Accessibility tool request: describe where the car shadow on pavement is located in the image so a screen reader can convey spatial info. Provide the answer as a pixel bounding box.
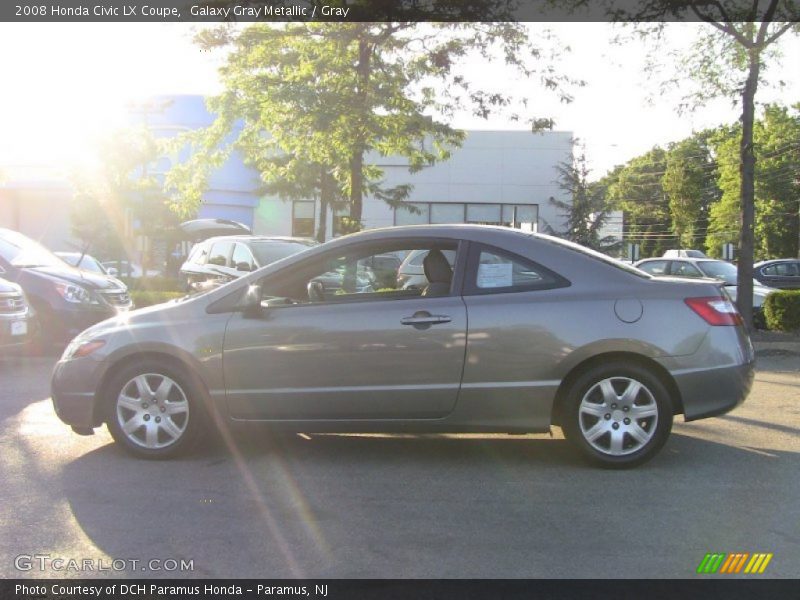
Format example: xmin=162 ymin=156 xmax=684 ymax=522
xmin=51 ymin=430 xmax=799 ymax=578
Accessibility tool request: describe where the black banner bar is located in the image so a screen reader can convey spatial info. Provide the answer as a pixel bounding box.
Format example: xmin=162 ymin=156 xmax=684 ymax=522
xmin=3 ymin=579 xmax=800 ymax=600
xmin=3 ymin=0 xmax=800 ymax=23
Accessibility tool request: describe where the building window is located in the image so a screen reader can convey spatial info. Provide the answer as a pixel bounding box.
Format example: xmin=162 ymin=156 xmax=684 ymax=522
xmin=466 ymin=204 xmax=502 ymax=225
xmin=395 ymin=202 xmax=538 ymax=231
xmin=394 ymin=202 xmax=430 ymax=226
xmin=430 ymin=203 xmax=465 ymax=224
xmin=497 ymin=204 xmax=539 ymax=230
xmin=292 ymin=201 xmax=315 ymax=238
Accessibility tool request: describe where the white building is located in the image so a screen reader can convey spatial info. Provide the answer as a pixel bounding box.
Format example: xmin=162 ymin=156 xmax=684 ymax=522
xmin=252 ymin=130 xmax=574 ymax=239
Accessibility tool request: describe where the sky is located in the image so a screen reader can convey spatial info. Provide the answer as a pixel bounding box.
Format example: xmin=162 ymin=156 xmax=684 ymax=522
xmin=0 ymin=22 xmax=797 ymax=179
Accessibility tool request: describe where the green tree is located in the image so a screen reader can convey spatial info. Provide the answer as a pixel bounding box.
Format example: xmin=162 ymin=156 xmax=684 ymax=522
xmin=550 ymin=149 xmax=617 ymax=251
xmin=605 ymin=1 xmax=800 ymax=327
xmin=603 ymin=147 xmax=672 ymax=258
xmin=707 ymin=105 xmax=800 ymax=259
xmin=71 ymin=127 xmax=180 ymax=269
xmin=662 ymin=132 xmax=720 ymax=249
xmin=166 ymin=21 xmax=576 ymax=231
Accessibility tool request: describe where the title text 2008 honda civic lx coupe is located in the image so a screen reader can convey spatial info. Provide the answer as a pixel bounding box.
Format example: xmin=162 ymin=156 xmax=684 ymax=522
xmin=52 ymin=225 xmax=754 ymax=468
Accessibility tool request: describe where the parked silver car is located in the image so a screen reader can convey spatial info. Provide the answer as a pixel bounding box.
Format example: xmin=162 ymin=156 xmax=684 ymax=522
xmin=635 ymin=257 xmax=775 ymax=326
xmin=52 ymin=225 xmax=754 ymax=467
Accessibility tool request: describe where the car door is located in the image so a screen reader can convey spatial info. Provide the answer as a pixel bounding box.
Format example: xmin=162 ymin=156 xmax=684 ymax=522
xmin=759 ymin=262 xmax=800 ymax=289
xmin=458 ymin=243 xmax=571 ymax=429
xmin=222 ymin=240 xmax=468 ymax=420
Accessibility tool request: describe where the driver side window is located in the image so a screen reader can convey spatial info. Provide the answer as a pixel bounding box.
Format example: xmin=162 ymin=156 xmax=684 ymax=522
xmin=261 ymin=241 xmax=459 ymax=305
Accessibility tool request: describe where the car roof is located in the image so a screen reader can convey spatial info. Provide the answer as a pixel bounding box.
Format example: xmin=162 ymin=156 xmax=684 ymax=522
xmin=637 ymin=257 xmax=725 ymax=264
xmin=200 ymin=235 xmax=316 ymax=244
xmin=56 ymin=251 xmax=93 ymax=257
xmin=754 ymin=258 xmax=799 ymax=266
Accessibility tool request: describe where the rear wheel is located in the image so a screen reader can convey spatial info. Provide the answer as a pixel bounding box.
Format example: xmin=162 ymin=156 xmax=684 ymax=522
xmin=105 ymin=361 xmax=203 ymax=459
xmin=561 ymin=362 xmax=673 ymax=468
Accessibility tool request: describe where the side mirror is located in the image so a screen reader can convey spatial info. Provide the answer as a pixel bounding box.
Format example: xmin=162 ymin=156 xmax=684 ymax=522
xmin=235 ymin=261 xmax=252 ymax=272
xmin=107 ymin=267 xmax=119 ymax=277
xmin=240 ymin=284 xmax=263 ymax=318
xmin=307 ymin=280 xmax=325 ymax=302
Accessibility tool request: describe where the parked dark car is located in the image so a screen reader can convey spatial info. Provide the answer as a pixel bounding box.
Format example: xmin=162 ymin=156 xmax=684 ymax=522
xmin=52 ymin=225 xmax=754 ymax=468
xmin=55 ymin=252 xmax=110 ymax=275
xmin=0 ymin=228 xmax=132 ymax=345
xmin=0 ymin=277 xmax=36 ymax=350
xmin=180 ymin=235 xmax=317 ymax=291
xmin=753 ymin=259 xmax=800 ymax=290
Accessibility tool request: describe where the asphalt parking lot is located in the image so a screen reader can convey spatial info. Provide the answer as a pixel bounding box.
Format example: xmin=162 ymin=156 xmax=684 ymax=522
xmin=1 ymin=353 xmax=798 ymax=579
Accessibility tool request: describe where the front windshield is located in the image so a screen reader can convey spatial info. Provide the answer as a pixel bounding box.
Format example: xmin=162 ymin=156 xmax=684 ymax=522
xmin=250 ymin=241 xmax=311 ymax=266
xmin=697 ymin=261 xmax=737 ymax=285
xmin=0 ymin=230 xmax=66 ymax=268
xmin=77 ymin=256 xmax=105 ymax=273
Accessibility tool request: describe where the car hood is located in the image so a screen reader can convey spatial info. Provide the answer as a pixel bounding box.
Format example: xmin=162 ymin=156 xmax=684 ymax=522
xmin=25 ymin=266 xmax=126 ymax=290
xmin=0 ymin=277 xmax=21 ymax=293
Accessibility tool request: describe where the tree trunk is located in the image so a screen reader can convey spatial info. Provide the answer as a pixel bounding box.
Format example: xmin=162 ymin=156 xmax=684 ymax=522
xmin=349 ymin=33 xmax=371 ymax=228
xmin=350 ymin=151 xmax=363 ymax=225
xmin=736 ymin=50 xmax=759 ymax=331
xmin=316 ymin=170 xmax=331 ymax=243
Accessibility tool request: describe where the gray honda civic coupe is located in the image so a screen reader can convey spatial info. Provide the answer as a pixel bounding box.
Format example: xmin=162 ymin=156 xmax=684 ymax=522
xmin=51 ymin=225 xmax=754 ymax=467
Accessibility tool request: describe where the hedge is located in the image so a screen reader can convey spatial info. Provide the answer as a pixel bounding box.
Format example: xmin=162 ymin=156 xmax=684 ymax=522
xmin=130 ymin=291 xmax=185 ymax=309
xmin=763 ymin=289 xmax=800 ymax=332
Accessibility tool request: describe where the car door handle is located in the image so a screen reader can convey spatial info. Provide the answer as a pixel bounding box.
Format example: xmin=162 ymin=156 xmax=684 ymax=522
xmin=401 ymin=313 xmax=452 ymax=326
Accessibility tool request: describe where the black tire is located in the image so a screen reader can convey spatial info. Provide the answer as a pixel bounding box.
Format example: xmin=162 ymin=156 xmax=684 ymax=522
xmin=105 ymin=360 xmax=205 ymax=459
xmin=560 ymin=361 xmax=674 ymax=468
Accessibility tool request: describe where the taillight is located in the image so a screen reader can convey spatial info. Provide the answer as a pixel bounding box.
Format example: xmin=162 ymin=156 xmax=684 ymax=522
xmin=684 ymin=296 xmax=743 ymax=326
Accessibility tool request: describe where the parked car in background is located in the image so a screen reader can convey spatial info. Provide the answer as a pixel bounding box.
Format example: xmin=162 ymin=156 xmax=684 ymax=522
xmin=180 ymin=235 xmax=317 ymax=291
xmin=635 ymin=257 xmax=775 ymax=326
xmin=396 ymin=248 xmax=457 ymax=290
xmin=663 ymin=249 xmax=707 ymax=258
xmin=753 ymin=259 xmax=800 ymax=290
xmin=100 ymin=260 xmax=160 ymax=279
xmin=0 ymin=277 xmax=36 ymax=351
xmin=52 ymin=225 xmax=754 ymax=468
xmin=0 ymin=228 xmax=132 ymax=345
xmin=55 ymin=252 xmax=110 ymax=275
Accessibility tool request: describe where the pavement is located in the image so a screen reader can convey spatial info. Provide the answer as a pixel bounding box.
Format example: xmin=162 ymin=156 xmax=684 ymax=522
xmin=0 ymin=352 xmax=798 ymax=579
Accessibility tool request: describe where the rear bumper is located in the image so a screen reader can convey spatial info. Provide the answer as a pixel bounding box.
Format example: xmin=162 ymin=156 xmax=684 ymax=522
xmin=659 ymin=325 xmax=754 ymax=421
xmin=673 ymin=361 xmax=755 ymax=421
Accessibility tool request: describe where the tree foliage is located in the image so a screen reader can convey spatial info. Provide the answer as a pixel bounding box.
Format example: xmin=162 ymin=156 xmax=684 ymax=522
xmin=165 ymin=22 xmax=577 ymax=231
xmin=602 ymin=147 xmax=671 ymax=257
xmin=550 ymin=149 xmax=618 ymax=251
xmin=597 ymin=0 xmax=799 ymax=328
xmin=707 ymin=104 xmax=800 ymax=259
xmin=662 ymin=133 xmax=719 ymax=249
xmin=71 ymin=128 xmax=179 ymax=263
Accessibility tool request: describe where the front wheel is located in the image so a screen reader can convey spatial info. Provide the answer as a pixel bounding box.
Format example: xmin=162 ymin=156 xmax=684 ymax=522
xmin=560 ymin=362 xmax=673 ymax=468
xmin=105 ymin=362 xmax=204 ymax=459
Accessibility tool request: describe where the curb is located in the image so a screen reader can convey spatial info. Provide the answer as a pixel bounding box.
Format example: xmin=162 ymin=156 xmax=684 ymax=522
xmin=753 ymin=340 xmax=800 ymax=357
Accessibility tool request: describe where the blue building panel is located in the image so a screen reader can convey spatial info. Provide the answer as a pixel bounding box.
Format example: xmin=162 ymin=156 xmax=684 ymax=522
xmin=135 ymin=94 xmax=262 ymax=227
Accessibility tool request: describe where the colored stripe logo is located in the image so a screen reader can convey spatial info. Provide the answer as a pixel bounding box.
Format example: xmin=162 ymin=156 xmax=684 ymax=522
xmin=697 ymin=553 xmax=773 ymax=574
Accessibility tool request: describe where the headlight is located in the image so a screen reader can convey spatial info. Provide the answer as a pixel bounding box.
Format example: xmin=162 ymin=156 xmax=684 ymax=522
xmin=54 ymin=282 xmax=98 ymax=305
xmin=62 ymin=338 xmax=106 ymax=360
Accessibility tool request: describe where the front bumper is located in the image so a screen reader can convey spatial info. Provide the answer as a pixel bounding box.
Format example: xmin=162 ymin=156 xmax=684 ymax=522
xmin=0 ymin=313 xmax=37 ymax=350
xmin=51 ymin=356 xmax=108 ymax=429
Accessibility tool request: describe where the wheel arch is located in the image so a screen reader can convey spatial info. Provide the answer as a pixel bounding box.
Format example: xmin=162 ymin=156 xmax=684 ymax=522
xmin=551 ymin=351 xmax=684 ymax=426
xmin=93 ymin=350 xmax=214 ymax=425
